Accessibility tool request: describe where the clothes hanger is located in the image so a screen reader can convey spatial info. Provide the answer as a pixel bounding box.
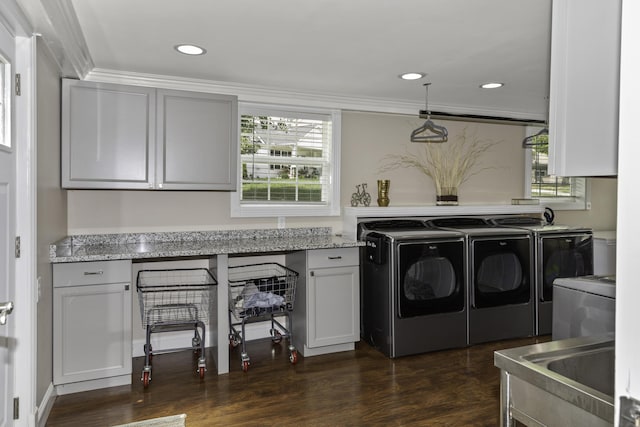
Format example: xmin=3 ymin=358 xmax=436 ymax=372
xmin=522 ymin=126 xmax=548 ymax=148
xmin=411 ymin=83 xmax=448 ymax=143
xmin=522 ymin=96 xmax=549 ymax=148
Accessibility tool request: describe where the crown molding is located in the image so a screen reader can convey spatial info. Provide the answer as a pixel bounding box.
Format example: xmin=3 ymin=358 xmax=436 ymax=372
xmin=16 ymin=0 xmax=93 ymax=77
xmin=86 ymin=68 xmax=545 ymax=121
xmin=0 ymin=0 xmax=34 ymax=37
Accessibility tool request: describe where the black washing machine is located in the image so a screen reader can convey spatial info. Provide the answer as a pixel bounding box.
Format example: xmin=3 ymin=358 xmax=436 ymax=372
xmin=426 ymin=216 xmax=534 ymax=345
xmin=359 ymin=219 xmax=467 ymax=358
xmin=489 ymin=215 xmax=593 ymax=335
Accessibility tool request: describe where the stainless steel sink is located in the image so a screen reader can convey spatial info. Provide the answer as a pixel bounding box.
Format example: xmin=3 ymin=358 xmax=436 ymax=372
xmin=494 ymin=334 xmax=614 ymax=426
xmin=527 ymin=343 xmax=614 ymax=397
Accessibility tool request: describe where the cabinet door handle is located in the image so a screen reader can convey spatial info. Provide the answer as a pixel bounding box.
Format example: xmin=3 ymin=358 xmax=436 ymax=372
xmin=328 ymin=256 xmax=343 ymax=260
xmin=310 ymin=271 xmax=314 ymax=277
xmin=83 ymin=270 xmax=104 ymax=276
xmin=125 ymin=284 xmax=130 ymax=291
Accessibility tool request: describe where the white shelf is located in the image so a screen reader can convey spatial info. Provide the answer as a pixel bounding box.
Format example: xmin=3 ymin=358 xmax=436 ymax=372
xmin=341 ymin=204 xmax=545 ymax=239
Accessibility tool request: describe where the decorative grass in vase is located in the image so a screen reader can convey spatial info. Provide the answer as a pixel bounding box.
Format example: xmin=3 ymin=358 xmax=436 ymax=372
xmin=379 ymin=129 xmax=500 ymax=205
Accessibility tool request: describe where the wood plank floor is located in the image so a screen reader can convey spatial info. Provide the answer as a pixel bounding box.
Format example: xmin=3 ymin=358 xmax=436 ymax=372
xmin=46 ymin=336 xmax=549 ymax=426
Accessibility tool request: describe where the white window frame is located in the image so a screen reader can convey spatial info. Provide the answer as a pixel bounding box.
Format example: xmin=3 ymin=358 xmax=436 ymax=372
xmin=231 ymin=103 xmax=341 ymax=217
xmin=523 ymin=126 xmax=590 ymax=211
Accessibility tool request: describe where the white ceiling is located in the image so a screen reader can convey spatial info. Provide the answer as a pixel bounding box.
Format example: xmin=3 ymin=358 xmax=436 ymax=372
xmin=21 ymin=0 xmax=552 ymax=120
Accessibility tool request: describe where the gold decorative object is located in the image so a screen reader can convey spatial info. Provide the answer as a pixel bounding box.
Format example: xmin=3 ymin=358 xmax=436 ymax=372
xmin=377 ymin=179 xmax=390 ymax=207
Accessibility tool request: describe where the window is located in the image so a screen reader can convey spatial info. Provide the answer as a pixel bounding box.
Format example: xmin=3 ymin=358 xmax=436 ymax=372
xmin=0 ymin=56 xmax=10 ymax=149
xmin=524 ymin=126 xmax=589 ymax=210
xmin=231 ymin=104 xmax=341 ymax=217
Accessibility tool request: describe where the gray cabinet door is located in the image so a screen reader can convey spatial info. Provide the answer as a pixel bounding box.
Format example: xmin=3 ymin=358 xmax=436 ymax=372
xmin=53 ymin=260 xmax=132 ymax=389
xmin=307 ymin=265 xmax=359 ymax=348
xmin=53 ymin=281 xmax=132 ymax=385
xmin=157 ymin=89 xmax=238 ymax=190
xmin=61 ymin=79 xmax=156 ymax=189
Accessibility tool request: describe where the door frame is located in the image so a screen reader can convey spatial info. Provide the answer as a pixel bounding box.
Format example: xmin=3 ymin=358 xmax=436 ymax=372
xmin=0 ymin=3 xmax=37 ymax=425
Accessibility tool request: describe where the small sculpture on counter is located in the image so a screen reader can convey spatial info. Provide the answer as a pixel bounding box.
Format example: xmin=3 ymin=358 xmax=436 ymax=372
xmin=350 ymin=183 xmax=371 ymax=207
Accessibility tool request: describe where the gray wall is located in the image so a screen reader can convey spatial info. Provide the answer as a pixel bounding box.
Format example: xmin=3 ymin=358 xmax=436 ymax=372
xmin=36 ymin=39 xmax=66 ymax=404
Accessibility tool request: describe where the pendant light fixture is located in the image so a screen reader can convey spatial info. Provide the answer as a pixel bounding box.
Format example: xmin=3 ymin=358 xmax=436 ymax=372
xmin=411 ymin=83 xmax=448 ymax=143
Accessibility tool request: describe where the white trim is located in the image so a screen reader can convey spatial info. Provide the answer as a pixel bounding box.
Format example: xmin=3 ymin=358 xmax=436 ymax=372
xmin=14 ymin=0 xmax=93 ymax=78
xmin=85 ymin=68 xmax=546 ymax=120
xmin=14 ymin=33 xmax=37 ymax=427
xmin=231 ymin=105 xmax=341 ymax=218
xmin=36 ymin=383 xmax=55 ymax=427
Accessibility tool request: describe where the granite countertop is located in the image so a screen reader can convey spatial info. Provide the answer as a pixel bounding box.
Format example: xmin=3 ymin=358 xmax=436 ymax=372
xmin=50 ymin=227 xmax=364 ymax=263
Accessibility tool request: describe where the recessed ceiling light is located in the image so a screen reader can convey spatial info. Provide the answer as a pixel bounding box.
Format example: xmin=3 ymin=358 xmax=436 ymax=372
xmin=400 ymin=72 xmax=426 ymax=80
xmin=174 ymin=44 xmax=206 ymax=56
xmin=480 ymin=82 xmax=504 ymax=89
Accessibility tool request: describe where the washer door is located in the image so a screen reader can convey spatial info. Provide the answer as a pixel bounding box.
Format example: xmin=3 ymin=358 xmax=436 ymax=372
xmin=472 ymin=237 xmax=531 ymax=308
xmin=541 ymin=234 xmax=593 ymax=302
xmin=397 ymin=239 xmax=465 ymax=318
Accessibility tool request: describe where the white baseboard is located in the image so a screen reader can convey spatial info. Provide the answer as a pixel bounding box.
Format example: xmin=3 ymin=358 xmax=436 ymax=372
xmin=37 ymin=383 xmax=56 ymax=427
xmin=55 ymin=375 xmax=131 ymax=396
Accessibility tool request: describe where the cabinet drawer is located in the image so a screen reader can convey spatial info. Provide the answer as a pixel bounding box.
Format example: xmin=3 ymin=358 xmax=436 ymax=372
xmin=307 ymin=248 xmax=359 ymax=269
xmin=53 ymin=260 xmax=132 ymax=287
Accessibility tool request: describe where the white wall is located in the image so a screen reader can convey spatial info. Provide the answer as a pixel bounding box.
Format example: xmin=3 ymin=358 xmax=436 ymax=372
xmin=36 ymin=40 xmax=66 ymax=404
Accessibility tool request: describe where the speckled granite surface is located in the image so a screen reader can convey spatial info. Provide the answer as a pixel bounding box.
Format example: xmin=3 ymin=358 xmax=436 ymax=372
xmin=50 ymin=227 xmax=363 ymax=263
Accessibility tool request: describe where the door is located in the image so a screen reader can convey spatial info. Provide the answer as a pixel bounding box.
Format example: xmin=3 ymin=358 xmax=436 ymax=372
xmin=471 ymin=236 xmax=532 ymax=308
xmin=0 ymin=21 xmax=15 ymax=427
xmin=540 ymin=233 xmax=593 ymax=302
xmin=307 ymin=266 xmax=359 ymax=348
xmin=396 ymin=239 xmax=465 ymax=318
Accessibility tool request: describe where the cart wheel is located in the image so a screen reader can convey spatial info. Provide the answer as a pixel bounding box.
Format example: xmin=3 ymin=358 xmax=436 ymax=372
xmin=242 ymin=360 xmax=250 ymax=372
xmin=229 ymin=338 xmax=239 ymax=348
xmin=289 ymin=350 xmax=298 ymax=365
xmin=271 ymin=330 xmax=283 ymax=344
xmin=142 ymin=371 xmax=150 ymax=388
xmin=199 ymin=366 xmax=206 ymax=379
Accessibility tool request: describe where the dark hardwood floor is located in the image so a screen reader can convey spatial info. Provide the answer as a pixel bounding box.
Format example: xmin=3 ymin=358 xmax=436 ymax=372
xmin=46 ymin=336 xmax=549 ymax=426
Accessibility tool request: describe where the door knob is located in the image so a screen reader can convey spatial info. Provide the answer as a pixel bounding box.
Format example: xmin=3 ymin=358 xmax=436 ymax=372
xmin=0 ymin=301 xmax=14 ymax=325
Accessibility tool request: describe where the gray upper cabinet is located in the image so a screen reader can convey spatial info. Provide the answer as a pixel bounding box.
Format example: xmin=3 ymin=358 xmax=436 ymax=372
xmin=62 ymin=79 xmax=238 ymax=190
xmin=62 ymin=79 xmax=156 ymax=189
xmin=548 ymin=0 xmax=621 ymax=177
xmin=157 ymin=89 xmax=237 ymax=190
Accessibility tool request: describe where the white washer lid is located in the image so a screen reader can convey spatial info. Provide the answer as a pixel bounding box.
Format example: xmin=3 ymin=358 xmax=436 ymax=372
xmin=554 ymin=275 xmax=616 ymax=298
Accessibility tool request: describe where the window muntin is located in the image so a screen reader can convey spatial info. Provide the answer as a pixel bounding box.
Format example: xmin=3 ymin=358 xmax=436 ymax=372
xmin=525 ymin=126 xmax=588 ymax=210
xmin=231 ymin=105 xmax=341 ymax=217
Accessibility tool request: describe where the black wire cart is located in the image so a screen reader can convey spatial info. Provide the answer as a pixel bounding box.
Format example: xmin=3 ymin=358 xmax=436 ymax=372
xmin=228 ymin=263 xmax=299 ymax=372
xmin=136 ymin=268 xmax=217 ymax=388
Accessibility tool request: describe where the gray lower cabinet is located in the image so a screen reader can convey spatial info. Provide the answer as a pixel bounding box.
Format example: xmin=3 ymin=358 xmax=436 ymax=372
xmin=287 ymin=248 xmax=360 ymax=357
xmin=53 ymin=260 xmax=132 ymax=394
xmin=61 ymin=79 xmax=238 ymax=190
